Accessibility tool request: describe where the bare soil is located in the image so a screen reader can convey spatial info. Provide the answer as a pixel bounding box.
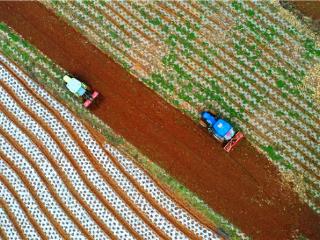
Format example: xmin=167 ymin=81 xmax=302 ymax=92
xmin=0 ymin=2 xmax=319 ymax=239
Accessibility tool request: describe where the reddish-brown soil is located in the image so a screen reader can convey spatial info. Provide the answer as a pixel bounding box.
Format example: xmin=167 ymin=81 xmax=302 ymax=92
xmin=0 ymin=2 xmax=319 ymax=239
xmin=291 ymin=1 xmax=320 ymax=21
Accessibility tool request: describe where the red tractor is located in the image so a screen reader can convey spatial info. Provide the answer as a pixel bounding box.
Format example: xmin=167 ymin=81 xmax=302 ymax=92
xmin=200 ymin=110 xmax=244 ymax=152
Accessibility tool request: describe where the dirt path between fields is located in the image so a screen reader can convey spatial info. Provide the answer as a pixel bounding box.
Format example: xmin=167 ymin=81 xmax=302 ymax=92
xmin=0 ymin=2 xmax=319 ymax=239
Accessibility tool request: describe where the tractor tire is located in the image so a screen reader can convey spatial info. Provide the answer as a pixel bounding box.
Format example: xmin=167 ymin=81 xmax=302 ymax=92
xmin=199 ymin=119 xmax=207 ymax=128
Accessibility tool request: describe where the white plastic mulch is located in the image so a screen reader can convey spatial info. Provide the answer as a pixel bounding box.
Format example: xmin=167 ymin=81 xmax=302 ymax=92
xmin=0 ymin=54 xmax=220 ymax=240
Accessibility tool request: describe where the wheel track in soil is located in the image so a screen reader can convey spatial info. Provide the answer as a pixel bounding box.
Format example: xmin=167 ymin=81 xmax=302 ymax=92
xmin=0 ymin=2 xmax=319 ymax=239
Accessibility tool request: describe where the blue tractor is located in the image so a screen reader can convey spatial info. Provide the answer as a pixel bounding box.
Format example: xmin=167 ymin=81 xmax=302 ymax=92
xmin=200 ymin=110 xmax=244 ymax=152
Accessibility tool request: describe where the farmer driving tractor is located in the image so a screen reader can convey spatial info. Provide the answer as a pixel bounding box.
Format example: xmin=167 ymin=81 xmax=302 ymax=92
xmin=63 ymin=75 xmax=99 ymax=108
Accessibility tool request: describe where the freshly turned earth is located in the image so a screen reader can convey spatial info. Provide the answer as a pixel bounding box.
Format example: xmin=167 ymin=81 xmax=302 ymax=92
xmin=0 ymin=2 xmax=319 ymax=239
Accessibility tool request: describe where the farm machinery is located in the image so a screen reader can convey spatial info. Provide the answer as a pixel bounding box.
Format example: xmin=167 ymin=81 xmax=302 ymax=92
xmin=199 ymin=110 xmax=244 ymax=152
xmin=63 ymin=75 xmax=99 ymax=108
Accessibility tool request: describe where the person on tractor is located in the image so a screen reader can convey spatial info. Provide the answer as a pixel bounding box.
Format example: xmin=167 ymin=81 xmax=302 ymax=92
xmin=63 ymin=75 xmax=94 ymax=100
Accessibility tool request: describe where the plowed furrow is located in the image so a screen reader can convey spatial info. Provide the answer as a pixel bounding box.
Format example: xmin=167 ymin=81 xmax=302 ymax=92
xmin=154 ymin=2 xmax=320 ymax=144
xmin=0 ymin=55 xmax=214 ymax=239
xmin=85 ymin=126 xmax=203 ymax=239
xmin=0 ymin=228 xmax=8 ymax=240
xmin=0 ymin=103 xmax=113 ymax=239
xmin=119 ymin=1 xmax=320 ymax=154
xmin=2 ymin=2 xmax=319 ymax=238
xmin=104 ymin=144 xmax=221 ymax=239
xmin=0 ymin=83 xmax=135 ymax=239
xmin=0 ymin=181 xmax=41 ymax=239
xmin=0 ymin=58 xmax=207 ymax=239
xmin=50 ymin=1 xmax=146 ymax=75
xmin=95 ymin=4 xmax=153 ymax=43
xmin=0 ymin=132 xmax=86 ymax=239
xmin=0 ymin=228 xmax=9 ymax=240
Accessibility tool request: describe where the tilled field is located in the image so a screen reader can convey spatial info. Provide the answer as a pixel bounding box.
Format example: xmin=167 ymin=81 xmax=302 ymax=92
xmin=42 ymin=0 xmax=320 ymax=212
xmin=0 ymin=54 xmax=220 ymax=239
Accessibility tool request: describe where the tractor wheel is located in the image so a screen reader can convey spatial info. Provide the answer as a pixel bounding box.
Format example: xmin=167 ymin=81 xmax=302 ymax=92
xmin=199 ymin=119 xmax=207 ymax=128
xmin=207 ymin=110 xmax=217 ymax=117
xmin=213 ymin=133 xmax=224 ymax=143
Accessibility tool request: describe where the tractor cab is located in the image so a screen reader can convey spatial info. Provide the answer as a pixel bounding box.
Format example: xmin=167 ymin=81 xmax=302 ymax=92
xmin=200 ymin=110 xmax=244 ymax=152
xmin=213 ymin=119 xmax=233 ymax=140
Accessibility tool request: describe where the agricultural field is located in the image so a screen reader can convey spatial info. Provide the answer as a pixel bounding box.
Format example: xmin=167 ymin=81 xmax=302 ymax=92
xmin=0 ymin=54 xmax=223 ymax=239
xmin=0 ymin=1 xmax=319 ymax=240
xmin=44 ymin=0 xmax=320 ymax=212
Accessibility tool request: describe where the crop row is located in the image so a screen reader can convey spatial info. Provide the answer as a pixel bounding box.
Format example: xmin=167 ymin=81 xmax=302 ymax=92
xmin=153 ymin=1 xmax=319 ymax=152
xmin=0 ymin=64 xmax=138 ymax=239
xmin=0 ymin=180 xmax=43 ymax=240
xmin=0 ymin=205 xmax=22 ymax=239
